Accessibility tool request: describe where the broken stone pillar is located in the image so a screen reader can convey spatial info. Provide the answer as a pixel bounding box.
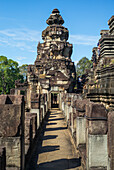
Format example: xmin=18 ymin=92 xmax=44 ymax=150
xmin=76 ymin=99 xmax=89 ymax=148
xmin=67 ymin=96 xmax=72 ymax=122
xmin=59 ymin=92 xmax=62 ymax=110
xmin=25 ymin=113 xmax=32 ymax=155
xmin=65 ymin=95 xmax=69 ymax=121
xmin=32 ymin=113 xmax=37 ymax=138
xmin=61 ymin=93 xmax=65 ymax=113
xmin=25 ymin=112 xmax=37 ymax=156
xmin=0 ymin=95 xmax=25 ymax=170
xmin=44 ymin=94 xmax=48 ymax=112
xmin=86 ymin=103 xmax=108 ymax=170
xmin=30 ymin=93 xmax=40 ymax=128
xmin=40 ymin=94 xmax=46 ymax=119
xmin=70 ymin=94 xmax=82 ymax=134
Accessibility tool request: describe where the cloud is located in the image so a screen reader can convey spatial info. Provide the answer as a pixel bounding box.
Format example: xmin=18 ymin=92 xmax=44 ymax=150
xmin=0 ymin=28 xmax=100 ymax=55
xmin=16 ymin=56 xmax=27 ymax=60
xmin=0 ymin=28 xmax=41 ymax=41
xmin=69 ymin=34 xmax=100 ymax=46
xmin=0 ymin=28 xmax=41 ymax=52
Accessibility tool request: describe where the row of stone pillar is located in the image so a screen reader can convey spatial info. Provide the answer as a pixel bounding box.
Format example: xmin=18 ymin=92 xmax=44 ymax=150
xmin=0 ymin=93 xmax=49 ymax=170
xmin=60 ymin=92 xmax=113 ymax=170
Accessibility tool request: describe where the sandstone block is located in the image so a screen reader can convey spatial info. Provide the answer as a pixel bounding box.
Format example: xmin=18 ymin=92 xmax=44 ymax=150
xmin=108 ymin=111 xmax=114 ymax=169
xmin=86 ymin=103 xmax=108 ymax=135
xmin=0 ymin=95 xmax=24 ymax=137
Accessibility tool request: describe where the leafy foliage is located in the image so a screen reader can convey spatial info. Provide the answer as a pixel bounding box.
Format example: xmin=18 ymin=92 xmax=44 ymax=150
xmin=19 ymin=64 xmax=28 ymax=80
xmin=76 ymin=57 xmax=92 ymax=77
xmin=0 ymin=56 xmax=23 ymax=94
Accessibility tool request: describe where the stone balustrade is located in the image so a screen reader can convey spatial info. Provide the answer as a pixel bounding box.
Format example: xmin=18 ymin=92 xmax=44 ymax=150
xmin=0 ymin=93 xmax=49 ymax=170
xmin=59 ymin=91 xmax=113 ymax=170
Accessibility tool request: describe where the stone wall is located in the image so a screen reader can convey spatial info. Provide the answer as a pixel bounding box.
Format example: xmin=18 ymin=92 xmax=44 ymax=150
xmin=0 ymin=95 xmax=25 ymax=170
xmin=24 ymin=92 xmax=49 ymax=169
xmin=108 ymin=111 xmax=114 ymax=169
xmin=0 ymin=92 xmax=49 ymax=170
xmin=60 ymin=91 xmax=113 ymax=170
xmin=83 ymin=15 xmax=114 ymax=111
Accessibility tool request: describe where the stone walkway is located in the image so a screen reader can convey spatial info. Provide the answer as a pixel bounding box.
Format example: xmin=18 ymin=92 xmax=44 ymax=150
xmin=28 ymin=109 xmax=81 ymax=170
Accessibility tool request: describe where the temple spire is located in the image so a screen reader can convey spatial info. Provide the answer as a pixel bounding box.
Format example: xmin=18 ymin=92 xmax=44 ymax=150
xmin=46 ymin=8 xmax=64 ymax=25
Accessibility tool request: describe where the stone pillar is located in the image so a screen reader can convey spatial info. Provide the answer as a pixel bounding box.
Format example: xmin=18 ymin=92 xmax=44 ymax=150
xmin=108 ymin=111 xmax=114 ymax=170
xmin=30 ymin=109 xmax=39 ymax=129
xmin=59 ymin=92 xmax=62 ymax=110
xmin=76 ymin=99 xmax=89 ymax=148
xmin=76 ymin=117 xmax=86 ymax=147
xmin=0 ymin=95 xmax=25 ymax=170
xmin=30 ymin=93 xmax=40 ymax=129
xmin=86 ymin=103 xmax=108 ymax=170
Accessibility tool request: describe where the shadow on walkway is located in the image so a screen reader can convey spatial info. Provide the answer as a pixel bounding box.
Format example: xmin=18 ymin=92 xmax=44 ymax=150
xmin=42 ymin=135 xmax=58 ymax=140
xmin=46 ymin=122 xmax=57 ymax=125
xmin=38 ymin=145 xmax=60 ymax=154
xmin=46 ymin=127 xmax=67 ymax=131
xmin=37 ymin=158 xmax=81 ymax=170
xmin=28 ymin=110 xmax=81 ymax=170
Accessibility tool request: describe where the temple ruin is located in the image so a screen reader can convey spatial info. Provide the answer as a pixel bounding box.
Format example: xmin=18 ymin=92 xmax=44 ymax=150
xmin=0 ymin=9 xmax=114 ymax=170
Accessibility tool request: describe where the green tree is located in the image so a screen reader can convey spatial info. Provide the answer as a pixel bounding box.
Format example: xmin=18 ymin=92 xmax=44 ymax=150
xmin=76 ymin=57 xmax=92 ymax=77
xmin=19 ymin=64 xmax=28 ymax=81
xmin=0 ymin=56 xmax=23 ymax=94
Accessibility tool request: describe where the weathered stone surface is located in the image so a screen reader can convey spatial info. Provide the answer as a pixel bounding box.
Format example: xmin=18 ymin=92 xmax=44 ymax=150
xmin=0 ymin=95 xmax=24 ymax=137
xmin=26 ymin=8 xmax=76 ymax=107
xmin=108 ymin=111 xmax=114 ymax=169
xmin=86 ymin=103 xmax=107 ymax=118
xmin=0 ymin=95 xmax=25 ymax=169
xmin=83 ymin=16 xmax=114 ymax=111
xmin=78 ymin=144 xmax=86 ymax=169
xmin=31 ymin=93 xmax=40 ymax=109
xmin=86 ymin=103 xmax=108 ymax=135
xmin=0 ymin=137 xmax=21 ymax=169
xmin=87 ymin=135 xmax=108 ymax=169
xmin=76 ymin=117 xmax=86 ymax=146
xmin=75 ymin=99 xmax=90 ymax=117
xmin=108 ymin=15 xmax=114 ymax=35
xmin=25 ymin=112 xmax=37 ymax=157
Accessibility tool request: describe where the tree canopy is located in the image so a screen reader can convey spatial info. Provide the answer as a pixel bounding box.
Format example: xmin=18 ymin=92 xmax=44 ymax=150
xmin=76 ymin=57 xmax=92 ymax=77
xmin=0 ymin=56 xmax=23 ymax=94
xmin=19 ymin=64 xmax=28 ymax=81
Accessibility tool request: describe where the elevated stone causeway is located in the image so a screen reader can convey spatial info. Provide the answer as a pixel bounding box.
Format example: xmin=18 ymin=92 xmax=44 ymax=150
xmin=28 ymin=109 xmax=81 ymax=170
xmin=0 ymin=9 xmax=114 ymax=170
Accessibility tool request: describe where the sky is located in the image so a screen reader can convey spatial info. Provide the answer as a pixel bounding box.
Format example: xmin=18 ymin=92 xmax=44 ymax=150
xmin=0 ymin=0 xmax=114 ymax=66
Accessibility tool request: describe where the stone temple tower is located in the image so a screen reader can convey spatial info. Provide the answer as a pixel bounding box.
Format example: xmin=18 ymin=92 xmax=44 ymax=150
xmin=27 ymin=9 xmax=76 ymax=109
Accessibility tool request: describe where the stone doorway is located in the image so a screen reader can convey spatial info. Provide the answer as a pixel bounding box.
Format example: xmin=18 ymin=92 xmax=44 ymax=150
xmin=51 ymin=93 xmax=59 ymax=108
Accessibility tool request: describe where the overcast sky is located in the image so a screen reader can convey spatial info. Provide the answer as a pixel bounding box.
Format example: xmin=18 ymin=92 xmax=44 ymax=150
xmin=0 ymin=0 xmax=114 ymax=65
